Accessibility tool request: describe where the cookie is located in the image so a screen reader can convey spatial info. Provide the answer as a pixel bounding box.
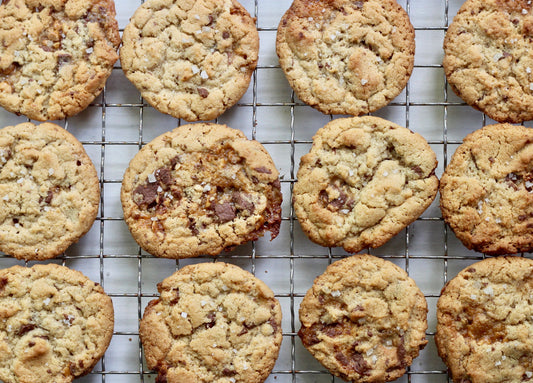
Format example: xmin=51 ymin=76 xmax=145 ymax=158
xmin=120 ymin=0 xmax=259 ymax=122
xmin=293 ymin=116 xmax=438 ymax=253
xmin=0 ymin=264 xmax=114 ymax=383
xmin=0 ymin=122 xmax=100 ymax=260
xmin=0 ymin=0 xmax=120 ymax=121
xmin=443 ymin=0 xmax=533 ymax=123
xmin=121 ymin=123 xmax=282 ymax=259
xmin=298 ymin=254 xmax=427 ymax=382
xmin=140 ymin=262 xmax=282 ymax=383
xmin=435 ymin=256 xmax=533 ymax=383
xmin=276 ymin=0 xmax=415 ymax=116
xmin=440 ymin=123 xmax=533 ymax=255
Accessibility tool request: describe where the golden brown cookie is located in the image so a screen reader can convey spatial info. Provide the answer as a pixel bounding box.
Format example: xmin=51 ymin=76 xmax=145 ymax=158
xmin=0 ymin=122 xmax=100 ymax=260
xmin=298 ymin=254 xmax=428 ymax=382
xmin=444 ymin=0 xmax=533 ymax=123
xmin=440 ymin=123 xmax=533 ymax=255
xmin=276 ymin=0 xmax=415 ymax=116
xmin=0 ymin=264 xmax=114 ymax=383
xmin=121 ymin=123 xmax=282 ymax=259
xmin=140 ymin=262 xmax=282 ymax=383
xmin=293 ymin=116 xmax=438 ymax=253
xmin=0 ymin=0 xmax=120 ymax=121
xmin=436 ymin=256 xmax=533 ymax=383
xmin=120 ymin=0 xmax=259 ymax=122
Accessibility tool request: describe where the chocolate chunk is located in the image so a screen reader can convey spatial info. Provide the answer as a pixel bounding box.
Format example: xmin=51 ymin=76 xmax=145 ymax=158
xmin=222 ymin=31 xmax=230 ymax=39
xmin=412 ymin=165 xmax=424 ymax=176
xmin=169 ymin=156 xmax=180 ymax=169
xmin=254 ymin=166 xmax=272 ymax=174
xmin=133 ymin=183 xmax=158 ymax=206
xmin=396 ymin=337 xmax=407 ymax=368
xmin=466 ymin=268 xmax=476 ymax=273
xmin=354 ymin=1 xmax=364 ymax=9
xmin=76 ymin=160 xmax=82 ymax=166
xmin=0 ymin=277 xmax=7 ymax=292
xmin=519 ymin=215 xmax=528 ymax=221
xmin=206 ymin=312 xmax=216 ymax=329
xmin=214 ymin=202 xmax=236 ymax=223
xmin=17 ymin=323 xmax=36 ymax=336
xmin=155 ymin=168 xmax=172 ymax=187
xmin=334 ymin=349 xmax=369 ymax=375
xmin=1 ymin=62 xmax=21 ymax=76
xmin=169 ymin=288 xmax=180 ymax=305
xmin=329 ymin=190 xmax=348 ymax=210
xmin=45 ymin=189 xmax=54 ymax=204
xmin=298 ymin=326 xmax=320 ymax=346
xmin=488 ymin=157 xmax=495 ymax=163
xmin=188 ymin=218 xmax=199 ymax=236
xmin=28 ymin=341 xmax=35 ymax=347
xmin=232 ymin=192 xmax=254 ymax=213
xmin=268 ymin=317 xmax=279 ymax=333
xmin=57 ymin=53 xmax=71 ymax=66
xmin=238 ymin=327 xmax=248 ymax=336
xmin=41 ymin=44 xmax=53 ymax=52
xmin=222 ymin=368 xmax=235 ymax=376
xmin=323 ymin=322 xmax=350 ymax=338
xmin=197 ymin=87 xmax=209 ymax=98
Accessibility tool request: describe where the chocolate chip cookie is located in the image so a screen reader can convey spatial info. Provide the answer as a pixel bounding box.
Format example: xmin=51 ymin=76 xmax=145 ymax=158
xmin=121 ymin=123 xmax=282 ymax=259
xmin=140 ymin=262 xmax=282 ymax=383
xmin=298 ymin=254 xmax=428 ymax=382
xmin=440 ymin=123 xmax=533 ymax=255
xmin=293 ymin=116 xmax=438 ymax=253
xmin=0 ymin=0 xmax=120 ymax=121
xmin=0 ymin=122 xmax=100 ymax=260
xmin=0 ymin=264 xmax=114 ymax=383
xmin=120 ymin=0 xmax=259 ymax=122
xmin=276 ymin=0 xmax=415 ymax=116
xmin=444 ymin=0 xmax=533 ymax=123
xmin=436 ymin=256 xmax=533 ymax=383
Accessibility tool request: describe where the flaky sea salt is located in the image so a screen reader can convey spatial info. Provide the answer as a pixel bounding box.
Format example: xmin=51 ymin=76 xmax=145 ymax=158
xmin=361 ymin=78 xmax=368 ymax=85
xmin=181 ymin=312 xmax=188 ymax=318
xmin=200 ymin=70 xmax=209 ymax=79
xmin=331 ymin=290 xmax=341 ymax=297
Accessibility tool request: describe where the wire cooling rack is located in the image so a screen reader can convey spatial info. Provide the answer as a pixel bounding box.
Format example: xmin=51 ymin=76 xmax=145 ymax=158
xmin=2 ymin=0 xmax=531 ymax=382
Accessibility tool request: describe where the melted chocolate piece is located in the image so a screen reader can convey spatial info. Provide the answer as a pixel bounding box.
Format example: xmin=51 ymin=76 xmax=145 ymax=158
xmin=214 ymin=202 xmax=236 ymax=223
xmin=0 ymin=277 xmax=7 ymax=292
xmin=206 ymin=312 xmax=216 ymax=329
xmin=335 ymin=349 xmax=369 ymax=376
xmin=254 ymin=166 xmax=272 ymax=174
xmin=232 ymin=192 xmax=254 ymax=213
xmin=155 ymin=168 xmax=172 ymax=187
xmin=17 ymin=323 xmax=36 ymax=336
xmin=133 ymin=183 xmax=158 ymax=206
xmin=197 ymin=87 xmax=209 ymax=98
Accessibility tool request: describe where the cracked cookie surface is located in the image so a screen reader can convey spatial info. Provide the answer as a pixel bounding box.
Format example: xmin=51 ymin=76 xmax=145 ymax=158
xmin=0 ymin=122 xmax=100 ymax=260
xmin=121 ymin=123 xmax=282 ymax=259
xmin=0 ymin=264 xmax=114 ymax=383
xmin=298 ymin=254 xmax=428 ymax=383
xmin=120 ymin=0 xmax=259 ymax=122
xmin=293 ymin=116 xmax=438 ymax=253
xmin=440 ymin=124 xmax=533 ymax=255
xmin=140 ymin=262 xmax=282 ymax=383
xmin=436 ymin=256 xmax=533 ymax=383
xmin=0 ymin=0 xmax=120 ymax=121
xmin=444 ymin=0 xmax=533 ymax=123
xmin=276 ymin=0 xmax=415 ymax=116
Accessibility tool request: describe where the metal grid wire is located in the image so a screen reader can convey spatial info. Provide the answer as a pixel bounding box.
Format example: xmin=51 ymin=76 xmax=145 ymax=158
xmin=0 ymin=0 xmax=515 ymax=382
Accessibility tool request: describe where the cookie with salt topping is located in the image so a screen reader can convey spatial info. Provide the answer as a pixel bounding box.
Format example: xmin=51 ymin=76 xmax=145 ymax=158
xmin=436 ymin=256 xmax=533 ymax=383
xmin=0 ymin=264 xmax=114 ymax=383
xmin=0 ymin=0 xmax=120 ymax=121
xmin=121 ymin=123 xmax=282 ymax=259
xmin=276 ymin=0 xmax=415 ymax=116
xmin=444 ymin=0 xmax=533 ymax=122
xmin=293 ymin=116 xmax=438 ymax=253
xmin=0 ymin=122 xmax=100 ymax=260
xmin=298 ymin=254 xmax=428 ymax=382
xmin=120 ymin=0 xmax=259 ymax=122
xmin=140 ymin=262 xmax=282 ymax=383
xmin=440 ymin=123 xmax=533 ymax=255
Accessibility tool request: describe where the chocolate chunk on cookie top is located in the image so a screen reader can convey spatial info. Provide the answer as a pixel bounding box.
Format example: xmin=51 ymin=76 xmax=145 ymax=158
xmin=0 ymin=0 xmax=120 ymax=121
xmin=436 ymin=256 xmax=533 ymax=383
xmin=299 ymin=255 xmax=428 ymax=383
xmin=276 ymin=0 xmax=415 ymax=116
xmin=440 ymin=124 xmax=533 ymax=255
xmin=444 ymin=0 xmax=533 ymax=123
xmin=0 ymin=122 xmax=100 ymax=260
xmin=140 ymin=262 xmax=283 ymax=383
xmin=120 ymin=0 xmax=259 ymax=122
xmin=293 ymin=116 xmax=438 ymax=253
xmin=0 ymin=264 xmax=114 ymax=383
xmin=121 ymin=123 xmax=282 ymax=259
